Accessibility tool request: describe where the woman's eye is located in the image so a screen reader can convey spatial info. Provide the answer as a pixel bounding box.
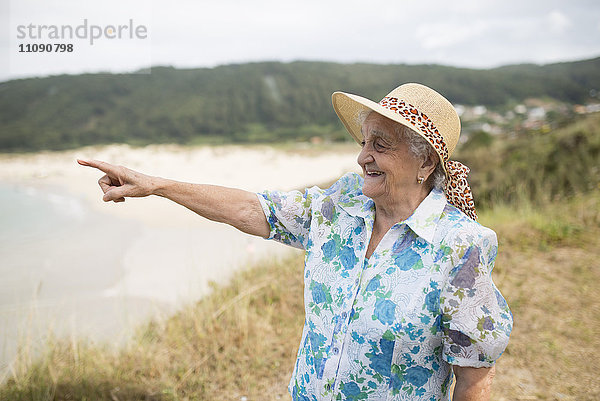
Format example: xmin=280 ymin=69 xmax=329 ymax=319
xmin=374 ymin=141 xmax=387 ymax=151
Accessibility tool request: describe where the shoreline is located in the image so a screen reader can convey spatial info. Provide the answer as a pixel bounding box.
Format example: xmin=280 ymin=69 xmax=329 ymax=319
xmin=0 ymin=142 xmax=361 ymax=224
xmin=0 ymin=143 xmax=361 ymax=378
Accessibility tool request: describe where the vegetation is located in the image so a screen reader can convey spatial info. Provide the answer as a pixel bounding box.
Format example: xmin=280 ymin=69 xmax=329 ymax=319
xmin=0 ymin=254 xmax=304 ymax=401
xmin=457 ymin=112 xmax=600 ymax=209
xmin=1 ymin=57 xmax=599 ymax=151
xmin=1 ymin=110 xmax=599 ymax=400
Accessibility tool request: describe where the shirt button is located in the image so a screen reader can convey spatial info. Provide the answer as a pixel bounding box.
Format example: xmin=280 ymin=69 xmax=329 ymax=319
xmin=333 ymin=347 xmax=339 ymax=354
xmin=325 ymin=383 xmax=332 ymax=391
xmin=342 ymin=312 xmax=347 ymax=319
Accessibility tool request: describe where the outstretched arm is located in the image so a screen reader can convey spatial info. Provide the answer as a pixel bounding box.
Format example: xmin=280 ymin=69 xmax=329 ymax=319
xmin=77 ymin=159 xmax=270 ymax=238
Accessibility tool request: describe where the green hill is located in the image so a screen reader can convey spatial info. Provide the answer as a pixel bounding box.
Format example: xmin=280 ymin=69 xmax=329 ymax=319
xmin=456 ymin=112 xmax=600 ymax=208
xmin=1 ymin=58 xmax=599 ymax=151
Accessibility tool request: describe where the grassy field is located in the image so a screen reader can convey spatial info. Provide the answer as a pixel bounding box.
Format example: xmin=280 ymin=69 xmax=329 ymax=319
xmin=1 ymin=186 xmax=598 ymax=400
xmin=480 ymin=191 xmax=600 ymax=400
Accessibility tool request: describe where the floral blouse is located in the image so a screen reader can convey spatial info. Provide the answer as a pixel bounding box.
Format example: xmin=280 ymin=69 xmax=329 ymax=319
xmin=257 ymin=173 xmax=512 ymax=401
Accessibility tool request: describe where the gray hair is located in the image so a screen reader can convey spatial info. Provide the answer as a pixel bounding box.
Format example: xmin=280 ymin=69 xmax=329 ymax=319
xmin=358 ymin=109 xmax=446 ymax=191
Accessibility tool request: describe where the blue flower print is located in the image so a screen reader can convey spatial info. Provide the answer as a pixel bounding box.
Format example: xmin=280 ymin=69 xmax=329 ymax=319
xmin=424 ymin=288 xmax=440 ymax=314
xmin=351 ymin=331 xmax=365 ymax=344
xmin=340 ymin=246 xmax=357 ymax=270
xmin=374 ymin=299 xmax=396 ymax=325
xmin=390 ymin=370 xmax=403 ymax=391
xmin=341 ymin=381 xmax=361 ymax=399
xmin=366 ymin=276 xmax=380 ymax=292
xmin=292 ymin=385 xmax=312 ymax=401
xmin=324 ymin=180 xmax=340 ymax=196
xmin=310 ymin=281 xmax=329 ymax=304
xmin=495 ymin=288 xmax=508 ymax=308
xmin=308 ymin=329 xmax=327 ymax=352
xmin=367 ymin=337 xmax=394 ymax=377
xmin=405 ymin=323 xmax=424 ymax=341
xmin=392 ymin=230 xmax=416 ymax=253
xmin=405 ymin=366 xmax=432 ymax=387
xmin=432 ymin=314 xmax=443 ymax=334
xmin=393 ymin=248 xmax=421 ymax=271
xmin=308 ymin=329 xmax=327 ymax=379
xmin=312 ymin=286 xmax=326 ymax=304
xmin=321 ymin=239 xmax=337 ymax=261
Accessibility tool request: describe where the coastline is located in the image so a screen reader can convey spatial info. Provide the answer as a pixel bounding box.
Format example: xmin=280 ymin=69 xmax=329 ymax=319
xmin=0 ymin=143 xmax=361 ymax=222
xmin=0 ymin=143 xmax=362 ymax=377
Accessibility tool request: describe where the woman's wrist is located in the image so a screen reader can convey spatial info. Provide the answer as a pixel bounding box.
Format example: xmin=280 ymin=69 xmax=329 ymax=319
xmin=151 ymin=176 xmax=172 ymax=198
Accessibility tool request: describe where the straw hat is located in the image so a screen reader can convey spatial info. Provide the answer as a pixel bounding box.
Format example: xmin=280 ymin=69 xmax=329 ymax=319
xmin=331 ymin=83 xmax=477 ymax=220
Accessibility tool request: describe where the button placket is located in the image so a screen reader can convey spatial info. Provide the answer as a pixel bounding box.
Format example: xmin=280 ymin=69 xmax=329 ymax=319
xmin=322 ymin=257 xmax=369 ymax=400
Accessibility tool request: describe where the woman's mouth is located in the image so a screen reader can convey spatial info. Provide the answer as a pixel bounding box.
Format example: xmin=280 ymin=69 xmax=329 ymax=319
xmin=365 ymin=169 xmax=384 ymax=178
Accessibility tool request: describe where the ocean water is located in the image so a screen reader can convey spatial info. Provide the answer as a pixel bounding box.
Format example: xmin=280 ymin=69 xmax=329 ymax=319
xmin=0 ymin=182 xmax=147 ymax=376
xmin=0 ymin=183 xmax=85 ymax=302
xmin=0 ymin=183 xmax=86 ymax=264
xmin=0 ymin=181 xmax=293 ymax=379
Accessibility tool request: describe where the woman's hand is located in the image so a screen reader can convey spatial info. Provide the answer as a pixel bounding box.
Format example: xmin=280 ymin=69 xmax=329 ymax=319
xmin=77 ymin=158 xmax=270 ymax=238
xmin=77 ymin=159 xmax=156 ymax=203
xmin=452 ymin=365 xmax=496 ymax=401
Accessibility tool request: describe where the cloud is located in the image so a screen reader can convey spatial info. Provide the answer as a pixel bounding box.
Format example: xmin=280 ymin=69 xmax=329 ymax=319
xmin=546 ymin=10 xmax=571 ymax=33
xmin=2 ymin=0 xmax=600 ymax=81
xmin=415 ymin=21 xmax=489 ymax=50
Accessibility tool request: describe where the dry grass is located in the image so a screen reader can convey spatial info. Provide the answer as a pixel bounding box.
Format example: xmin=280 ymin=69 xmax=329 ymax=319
xmin=1 ymin=191 xmax=599 ymax=401
xmin=481 ymin=191 xmax=600 ymax=401
xmin=1 ymin=255 xmax=306 ymax=401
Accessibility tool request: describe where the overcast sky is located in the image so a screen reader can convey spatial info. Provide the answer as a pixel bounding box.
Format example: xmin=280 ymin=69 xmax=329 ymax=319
xmin=2 ymin=0 xmax=600 ymax=82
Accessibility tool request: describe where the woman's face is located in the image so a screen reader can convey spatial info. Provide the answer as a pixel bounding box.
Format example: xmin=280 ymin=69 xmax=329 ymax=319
xmin=357 ymin=113 xmax=424 ymax=204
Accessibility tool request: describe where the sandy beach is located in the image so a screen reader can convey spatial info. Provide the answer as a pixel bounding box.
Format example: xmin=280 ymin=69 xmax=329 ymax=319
xmin=0 ymin=143 xmax=362 ymax=377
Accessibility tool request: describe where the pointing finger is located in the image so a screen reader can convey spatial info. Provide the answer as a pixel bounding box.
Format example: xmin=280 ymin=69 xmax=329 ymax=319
xmin=77 ymin=159 xmax=119 ymax=176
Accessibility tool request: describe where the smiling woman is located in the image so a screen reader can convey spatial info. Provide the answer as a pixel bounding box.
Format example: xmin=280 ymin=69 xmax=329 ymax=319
xmin=79 ymin=83 xmax=512 ymax=401
xmin=360 ymin=110 xmax=448 ymax=189
xmin=358 ymin=113 xmax=440 ymax=225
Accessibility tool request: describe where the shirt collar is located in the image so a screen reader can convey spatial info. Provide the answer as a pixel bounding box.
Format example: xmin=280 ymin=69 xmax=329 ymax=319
xmin=403 ymin=188 xmax=447 ymax=244
xmin=338 ymin=178 xmax=447 ymax=244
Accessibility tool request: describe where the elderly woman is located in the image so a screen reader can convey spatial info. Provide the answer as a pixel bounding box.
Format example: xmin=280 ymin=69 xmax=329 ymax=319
xmin=79 ymin=83 xmax=512 ymax=400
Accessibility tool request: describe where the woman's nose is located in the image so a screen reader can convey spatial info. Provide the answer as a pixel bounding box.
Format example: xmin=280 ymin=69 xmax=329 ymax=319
xmin=357 ymin=142 xmax=374 ymax=166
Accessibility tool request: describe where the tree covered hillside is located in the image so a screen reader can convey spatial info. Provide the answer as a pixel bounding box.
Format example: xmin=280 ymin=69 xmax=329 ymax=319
xmin=1 ymin=58 xmax=599 ymax=151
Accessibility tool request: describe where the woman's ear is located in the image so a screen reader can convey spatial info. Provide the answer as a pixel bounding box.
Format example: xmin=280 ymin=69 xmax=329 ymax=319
xmin=419 ymin=154 xmax=437 ymax=180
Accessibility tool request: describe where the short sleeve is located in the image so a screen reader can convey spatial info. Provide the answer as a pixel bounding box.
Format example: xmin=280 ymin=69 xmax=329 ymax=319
xmin=256 ymin=187 xmax=322 ymax=250
xmin=440 ymin=228 xmax=513 ymax=367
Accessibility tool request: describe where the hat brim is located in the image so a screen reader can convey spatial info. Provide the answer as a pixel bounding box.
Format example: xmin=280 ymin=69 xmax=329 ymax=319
xmin=331 ymin=91 xmax=447 ymax=175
